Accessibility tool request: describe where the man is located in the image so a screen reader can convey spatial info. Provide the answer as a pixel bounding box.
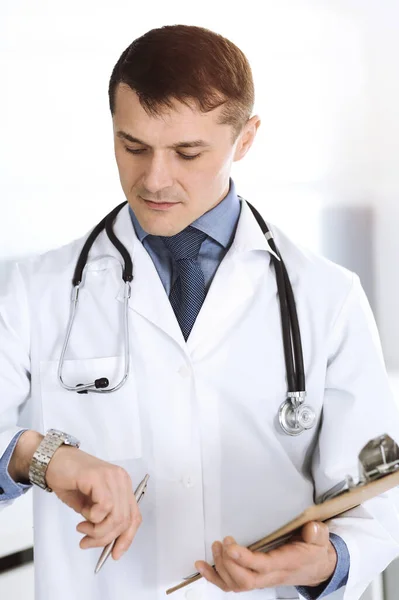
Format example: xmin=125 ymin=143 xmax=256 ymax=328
xmin=1 ymin=24 xmax=399 ymax=600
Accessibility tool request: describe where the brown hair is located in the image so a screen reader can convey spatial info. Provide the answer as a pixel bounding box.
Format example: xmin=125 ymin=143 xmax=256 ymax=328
xmin=108 ymin=24 xmax=255 ymax=141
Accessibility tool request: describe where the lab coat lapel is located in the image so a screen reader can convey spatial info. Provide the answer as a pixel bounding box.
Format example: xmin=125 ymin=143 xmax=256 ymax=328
xmin=111 ymin=205 xmax=186 ymax=349
xmin=187 ymin=200 xmax=279 ymax=354
xmin=111 ymin=201 xmax=277 ymax=352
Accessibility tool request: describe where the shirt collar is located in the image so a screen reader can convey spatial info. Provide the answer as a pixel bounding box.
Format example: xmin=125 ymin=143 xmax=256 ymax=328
xmin=129 ymin=178 xmax=240 ymax=249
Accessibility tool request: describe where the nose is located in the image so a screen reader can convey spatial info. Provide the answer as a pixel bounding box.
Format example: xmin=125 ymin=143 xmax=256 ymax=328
xmin=142 ymin=153 xmax=174 ymax=194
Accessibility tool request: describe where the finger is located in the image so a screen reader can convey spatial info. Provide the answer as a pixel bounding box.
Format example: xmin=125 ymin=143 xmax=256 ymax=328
xmin=79 ymin=479 xmax=114 ymax=525
xmin=79 ymin=490 xmax=128 ymax=542
xmin=112 ymin=496 xmax=143 ymax=560
xmin=76 ymin=516 xmax=123 ymax=543
xmin=107 ymin=475 xmax=137 ymax=555
xmin=225 ymin=543 xmax=269 ymax=573
xmin=225 ymin=544 xmax=288 ymax=589
xmin=300 ymin=521 xmax=329 ymax=546
xmin=194 ymin=560 xmax=229 ymax=592
xmin=211 ymin=541 xmax=237 ymax=591
xmin=220 ymin=538 xmax=257 ymax=592
xmin=79 ymin=468 xmax=133 ymax=545
xmin=79 ymin=477 xmax=132 ymax=548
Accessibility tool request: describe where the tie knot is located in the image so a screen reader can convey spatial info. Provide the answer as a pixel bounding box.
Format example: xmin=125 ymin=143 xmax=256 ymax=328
xmin=161 ymin=226 xmax=207 ymax=261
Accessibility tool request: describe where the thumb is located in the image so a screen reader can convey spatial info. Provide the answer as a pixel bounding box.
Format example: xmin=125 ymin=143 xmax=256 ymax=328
xmin=301 ymin=521 xmax=329 ymax=546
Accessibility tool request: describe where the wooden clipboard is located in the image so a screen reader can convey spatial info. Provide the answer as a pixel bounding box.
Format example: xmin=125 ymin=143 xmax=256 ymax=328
xmin=166 ymin=435 xmax=399 ymax=595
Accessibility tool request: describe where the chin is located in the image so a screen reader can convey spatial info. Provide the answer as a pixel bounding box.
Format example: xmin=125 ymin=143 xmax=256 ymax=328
xmin=139 ymin=217 xmax=182 ymax=237
xmin=151 ymin=224 xmax=185 ymax=237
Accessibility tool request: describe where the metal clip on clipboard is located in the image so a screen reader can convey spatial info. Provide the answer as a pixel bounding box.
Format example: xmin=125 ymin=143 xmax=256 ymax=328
xmin=318 ymin=434 xmax=399 ymax=503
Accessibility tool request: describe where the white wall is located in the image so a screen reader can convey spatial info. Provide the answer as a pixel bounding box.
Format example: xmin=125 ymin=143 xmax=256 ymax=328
xmin=0 ymin=0 xmax=383 ymax=258
xmin=363 ymin=4 xmax=399 ymax=372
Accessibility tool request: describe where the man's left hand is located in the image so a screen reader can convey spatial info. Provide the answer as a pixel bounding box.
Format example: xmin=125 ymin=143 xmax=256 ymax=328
xmin=194 ymin=521 xmax=337 ymax=593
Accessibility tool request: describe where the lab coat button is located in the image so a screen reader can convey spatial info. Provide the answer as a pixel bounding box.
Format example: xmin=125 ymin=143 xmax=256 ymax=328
xmin=182 ymin=475 xmax=195 ymax=488
xmin=178 ymin=365 xmax=191 ymax=378
xmin=185 ymin=588 xmax=202 ymax=600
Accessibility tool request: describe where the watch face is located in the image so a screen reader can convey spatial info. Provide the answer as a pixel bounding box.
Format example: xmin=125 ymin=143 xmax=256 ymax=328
xmin=47 ymin=429 xmax=80 ymax=447
xmin=64 ymin=434 xmax=80 ymax=447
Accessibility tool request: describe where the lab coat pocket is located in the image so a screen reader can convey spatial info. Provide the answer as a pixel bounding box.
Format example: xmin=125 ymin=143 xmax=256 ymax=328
xmin=39 ymin=356 xmax=142 ymax=462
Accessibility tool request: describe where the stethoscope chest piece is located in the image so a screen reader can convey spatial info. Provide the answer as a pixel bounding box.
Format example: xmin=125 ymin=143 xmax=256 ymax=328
xmin=279 ymin=393 xmax=316 ymax=436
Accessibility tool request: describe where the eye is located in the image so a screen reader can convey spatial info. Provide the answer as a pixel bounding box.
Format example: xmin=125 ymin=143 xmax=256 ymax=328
xmin=125 ymin=148 xmax=146 ymax=155
xmin=124 ymin=148 xmax=200 ymax=161
xmin=179 ymin=153 xmax=200 ymax=161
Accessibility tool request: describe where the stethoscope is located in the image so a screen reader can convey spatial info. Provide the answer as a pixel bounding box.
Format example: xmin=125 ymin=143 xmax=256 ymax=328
xmin=58 ymin=199 xmax=316 ymax=436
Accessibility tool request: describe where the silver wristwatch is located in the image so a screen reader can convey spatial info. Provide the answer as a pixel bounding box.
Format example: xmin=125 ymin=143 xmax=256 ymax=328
xmin=28 ymin=429 xmax=80 ymax=492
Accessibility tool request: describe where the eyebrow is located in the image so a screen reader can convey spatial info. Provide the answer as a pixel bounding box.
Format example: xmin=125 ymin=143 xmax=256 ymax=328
xmin=116 ymin=130 xmax=211 ymax=149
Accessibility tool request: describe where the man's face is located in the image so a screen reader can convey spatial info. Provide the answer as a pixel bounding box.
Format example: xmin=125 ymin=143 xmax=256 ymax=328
xmin=112 ymin=84 xmax=259 ymax=236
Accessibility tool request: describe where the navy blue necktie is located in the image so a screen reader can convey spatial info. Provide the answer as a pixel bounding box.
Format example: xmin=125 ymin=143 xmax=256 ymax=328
xmin=161 ymin=226 xmax=207 ymax=341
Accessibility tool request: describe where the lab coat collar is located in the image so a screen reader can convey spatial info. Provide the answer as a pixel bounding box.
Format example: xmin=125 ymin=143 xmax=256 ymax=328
xmin=110 ymin=199 xmax=278 ymax=352
xmin=233 ymin=197 xmax=280 ymax=260
xmin=106 ymin=196 xmax=278 ymax=260
xmin=111 ymin=204 xmax=186 ymax=348
xmin=186 ymin=199 xmax=278 ymax=352
xmin=110 ymin=196 xmax=279 ymax=259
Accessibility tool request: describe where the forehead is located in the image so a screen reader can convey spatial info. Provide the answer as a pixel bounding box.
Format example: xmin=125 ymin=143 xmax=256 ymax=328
xmin=112 ymin=84 xmax=226 ymax=142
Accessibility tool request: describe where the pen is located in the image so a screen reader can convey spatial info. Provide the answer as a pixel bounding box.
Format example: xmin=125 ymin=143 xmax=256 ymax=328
xmin=94 ymin=473 xmax=150 ymax=574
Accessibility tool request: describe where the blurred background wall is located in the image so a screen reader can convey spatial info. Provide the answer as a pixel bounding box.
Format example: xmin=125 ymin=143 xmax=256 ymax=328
xmin=1 ymin=1 xmax=398 ymax=598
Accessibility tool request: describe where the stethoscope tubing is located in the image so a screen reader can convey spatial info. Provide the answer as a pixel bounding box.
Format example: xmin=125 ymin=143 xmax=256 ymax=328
xmin=58 ymin=198 xmax=309 ymax=433
xmin=59 ymin=202 xmax=132 ymax=394
xmin=244 ymin=200 xmax=305 ymax=394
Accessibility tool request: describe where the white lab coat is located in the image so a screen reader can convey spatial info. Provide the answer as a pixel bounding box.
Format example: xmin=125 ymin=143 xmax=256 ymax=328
xmin=1 ymin=200 xmax=399 ymax=600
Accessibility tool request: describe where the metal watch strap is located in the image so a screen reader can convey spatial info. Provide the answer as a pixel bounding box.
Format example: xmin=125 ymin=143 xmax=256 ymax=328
xmin=28 ymin=430 xmax=79 ymax=493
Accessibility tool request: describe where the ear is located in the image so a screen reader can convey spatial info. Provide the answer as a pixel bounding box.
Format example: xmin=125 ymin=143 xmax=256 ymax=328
xmin=233 ymin=115 xmax=261 ymax=162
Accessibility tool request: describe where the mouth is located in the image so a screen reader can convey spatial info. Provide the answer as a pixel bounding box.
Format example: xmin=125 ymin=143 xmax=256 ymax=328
xmin=140 ymin=197 xmax=180 ymax=211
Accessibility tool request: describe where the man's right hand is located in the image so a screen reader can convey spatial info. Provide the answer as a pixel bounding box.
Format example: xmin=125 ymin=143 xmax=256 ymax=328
xmin=9 ymin=430 xmax=142 ymax=561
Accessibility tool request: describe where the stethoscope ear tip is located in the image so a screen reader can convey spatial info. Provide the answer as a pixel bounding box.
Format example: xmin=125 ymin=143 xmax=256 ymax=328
xmin=75 ymin=377 xmax=109 ymax=393
xmin=95 ymin=377 xmax=110 ymax=389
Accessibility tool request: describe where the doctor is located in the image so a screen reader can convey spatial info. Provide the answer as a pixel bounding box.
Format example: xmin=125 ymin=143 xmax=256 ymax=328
xmin=1 ymin=23 xmax=399 ymax=600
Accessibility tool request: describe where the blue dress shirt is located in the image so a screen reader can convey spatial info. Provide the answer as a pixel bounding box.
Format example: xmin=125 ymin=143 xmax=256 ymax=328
xmin=0 ymin=178 xmax=349 ymax=597
xmin=0 ymin=429 xmax=31 ymax=500
xmin=129 ymin=179 xmax=241 ymax=296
